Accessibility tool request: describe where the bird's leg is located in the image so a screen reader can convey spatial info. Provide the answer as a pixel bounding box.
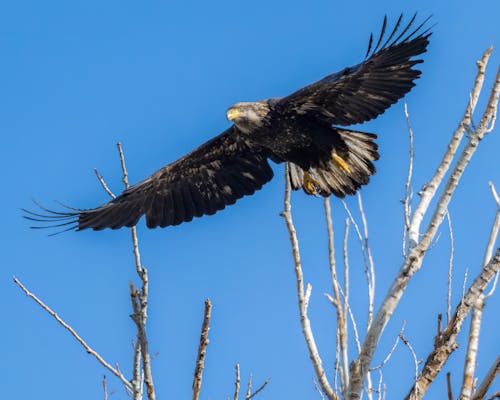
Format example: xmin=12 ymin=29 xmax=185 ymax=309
xmin=332 ymin=152 xmax=351 ymax=174
xmin=303 ymin=171 xmax=320 ymax=195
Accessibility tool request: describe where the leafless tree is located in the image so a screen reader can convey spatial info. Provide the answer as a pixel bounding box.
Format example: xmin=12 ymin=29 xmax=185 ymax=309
xmin=281 ymin=47 xmax=500 ymax=400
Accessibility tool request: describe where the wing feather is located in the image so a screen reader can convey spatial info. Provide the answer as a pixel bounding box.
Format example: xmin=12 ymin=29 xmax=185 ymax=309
xmin=26 ymin=127 xmax=273 ymax=231
xmin=278 ymin=14 xmax=432 ymax=126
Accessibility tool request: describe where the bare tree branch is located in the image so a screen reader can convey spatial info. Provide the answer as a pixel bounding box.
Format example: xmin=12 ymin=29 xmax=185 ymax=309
xmin=324 ymin=198 xmax=349 ymax=395
xmin=370 ymin=322 xmax=405 ymax=371
xmin=404 ymin=248 xmax=500 ymax=399
xmin=246 ymin=378 xmax=270 ymax=400
xmin=447 ymin=372 xmax=454 ymax=400
xmin=485 ymin=183 xmax=500 ymax=297
xmin=358 ymin=193 xmax=376 ymax=330
xmin=13 ymin=277 xmax=133 ymax=392
xmin=474 ymin=355 xmax=500 ymax=400
xmin=132 ymin=340 xmax=143 ymax=400
xmin=234 ymin=364 xmax=241 ymax=400
xmin=94 ymin=168 xmax=116 ymax=199
xmin=459 ymin=296 xmax=485 ymax=400
xmin=282 ymin=163 xmax=338 ymax=400
xmin=399 ymin=332 xmax=421 ymax=398
xmin=403 ymin=102 xmax=415 ymax=255
xmin=446 ymin=211 xmax=455 ymax=323
xmin=192 ymin=299 xmax=212 ymax=400
xmin=408 ymin=47 xmax=493 ymax=248
xmin=115 ymin=143 xmax=156 ymax=400
xmin=245 ymin=373 xmax=252 ymax=399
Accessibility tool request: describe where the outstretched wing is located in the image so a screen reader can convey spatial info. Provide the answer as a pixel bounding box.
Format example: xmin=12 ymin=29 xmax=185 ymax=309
xmin=278 ymin=14 xmax=432 ymax=125
xmin=25 ymin=127 xmax=274 ymax=231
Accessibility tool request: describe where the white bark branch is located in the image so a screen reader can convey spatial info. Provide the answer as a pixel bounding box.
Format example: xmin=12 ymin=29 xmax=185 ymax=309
xmin=324 ymin=198 xmax=349 ymax=395
xmin=282 ymin=163 xmax=338 ymax=400
xmin=459 ymin=296 xmax=484 ymax=400
xmin=408 ymin=47 xmax=493 ymax=248
xmin=13 ymin=277 xmax=133 ymax=392
xmin=116 ymin=143 xmax=156 ymax=400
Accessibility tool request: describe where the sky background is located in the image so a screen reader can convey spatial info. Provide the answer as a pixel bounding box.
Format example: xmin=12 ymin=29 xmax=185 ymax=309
xmin=2 ymin=0 xmax=500 ymax=399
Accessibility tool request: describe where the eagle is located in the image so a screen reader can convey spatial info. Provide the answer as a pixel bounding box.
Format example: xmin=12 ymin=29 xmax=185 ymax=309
xmin=25 ymin=15 xmax=431 ymax=232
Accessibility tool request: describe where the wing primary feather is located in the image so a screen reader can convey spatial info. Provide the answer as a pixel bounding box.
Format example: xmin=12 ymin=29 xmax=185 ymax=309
xmin=372 ymin=15 xmax=388 ymax=54
xmin=381 ymin=13 xmax=403 ymax=49
xmin=171 ymin=188 xmax=185 ymax=226
xmin=162 ymin=190 xmax=175 ymax=227
xmin=389 ymin=13 xmax=417 ymax=47
xmin=365 ymin=32 xmax=373 ymax=59
xmin=403 ymin=15 xmax=434 ymax=42
xmin=180 ymin=184 xmax=195 ymax=223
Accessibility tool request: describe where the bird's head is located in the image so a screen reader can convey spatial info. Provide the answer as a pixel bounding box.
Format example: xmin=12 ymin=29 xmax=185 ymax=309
xmin=226 ymin=101 xmax=270 ymax=134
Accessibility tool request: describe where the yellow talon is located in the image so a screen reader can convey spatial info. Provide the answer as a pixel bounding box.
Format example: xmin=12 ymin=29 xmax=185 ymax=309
xmin=332 ymin=153 xmax=351 ymax=174
xmin=303 ymin=172 xmax=320 ymax=195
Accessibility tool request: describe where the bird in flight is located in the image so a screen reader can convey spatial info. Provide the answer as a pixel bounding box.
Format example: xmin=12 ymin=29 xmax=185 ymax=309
xmin=25 ymin=14 xmax=431 ymax=232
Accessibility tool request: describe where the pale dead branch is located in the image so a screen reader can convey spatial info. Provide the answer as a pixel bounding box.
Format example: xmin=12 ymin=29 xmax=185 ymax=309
xmin=446 ymin=211 xmax=455 ymax=323
xmin=403 ymin=102 xmax=415 ymax=256
xmin=234 ymin=364 xmax=241 ymax=400
xmin=246 ymin=377 xmax=270 ymax=400
xmin=324 ymin=197 xmax=349 ymax=394
xmin=399 ymin=332 xmax=421 ymax=398
xmin=447 ymin=372 xmax=454 ymax=400
xmin=282 ymin=163 xmax=338 ymax=400
xmin=459 ymin=296 xmax=485 ymax=400
xmin=405 ymin=249 xmax=500 ymax=399
xmin=192 ymin=299 xmax=212 ymax=400
xmin=115 ymin=143 xmax=156 ymax=400
xmin=408 ymin=47 xmax=493 ymax=248
xmin=13 ymin=277 xmax=133 ymax=392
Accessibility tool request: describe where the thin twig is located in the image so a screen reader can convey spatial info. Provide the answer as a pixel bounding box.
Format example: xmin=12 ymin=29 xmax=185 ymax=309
xmin=485 ymin=182 xmax=500 ymax=297
xmin=245 ymin=373 xmax=252 ymax=399
xmin=103 ymin=375 xmax=112 ymax=400
xmin=446 ymin=211 xmax=455 ymax=323
xmin=399 ymin=332 xmax=420 ymax=395
xmin=13 ymin=277 xmax=133 ymax=391
xmin=94 ymin=168 xmax=116 ymax=199
xmin=314 ymin=377 xmax=327 ymax=400
xmin=192 ymin=299 xmax=212 ymax=400
xmin=358 ymin=193 xmax=376 ymax=330
xmin=246 ymin=378 xmax=270 ymax=400
xmin=324 ymin=197 xmax=349 ymax=394
xmin=447 ymin=372 xmax=453 ymax=400
xmin=403 ymin=102 xmax=415 ymax=255
xmin=370 ymin=322 xmax=405 ymax=371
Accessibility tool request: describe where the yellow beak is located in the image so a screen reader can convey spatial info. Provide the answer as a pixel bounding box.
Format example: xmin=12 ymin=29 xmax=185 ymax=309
xmin=226 ymin=108 xmax=243 ymax=121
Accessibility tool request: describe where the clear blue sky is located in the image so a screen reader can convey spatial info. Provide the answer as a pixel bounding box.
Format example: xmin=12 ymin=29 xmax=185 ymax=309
xmin=2 ymin=0 xmax=499 ymax=398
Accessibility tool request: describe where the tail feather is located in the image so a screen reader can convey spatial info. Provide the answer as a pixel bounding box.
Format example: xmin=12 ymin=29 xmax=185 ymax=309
xmin=288 ymin=128 xmax=379 ymax=198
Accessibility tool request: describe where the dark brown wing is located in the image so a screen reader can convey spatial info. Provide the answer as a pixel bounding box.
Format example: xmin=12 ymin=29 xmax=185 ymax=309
xmin=278 ymin=14 xmax=432 ymax=125
xmin=24 ymin=127 xmax=273 ymax=231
